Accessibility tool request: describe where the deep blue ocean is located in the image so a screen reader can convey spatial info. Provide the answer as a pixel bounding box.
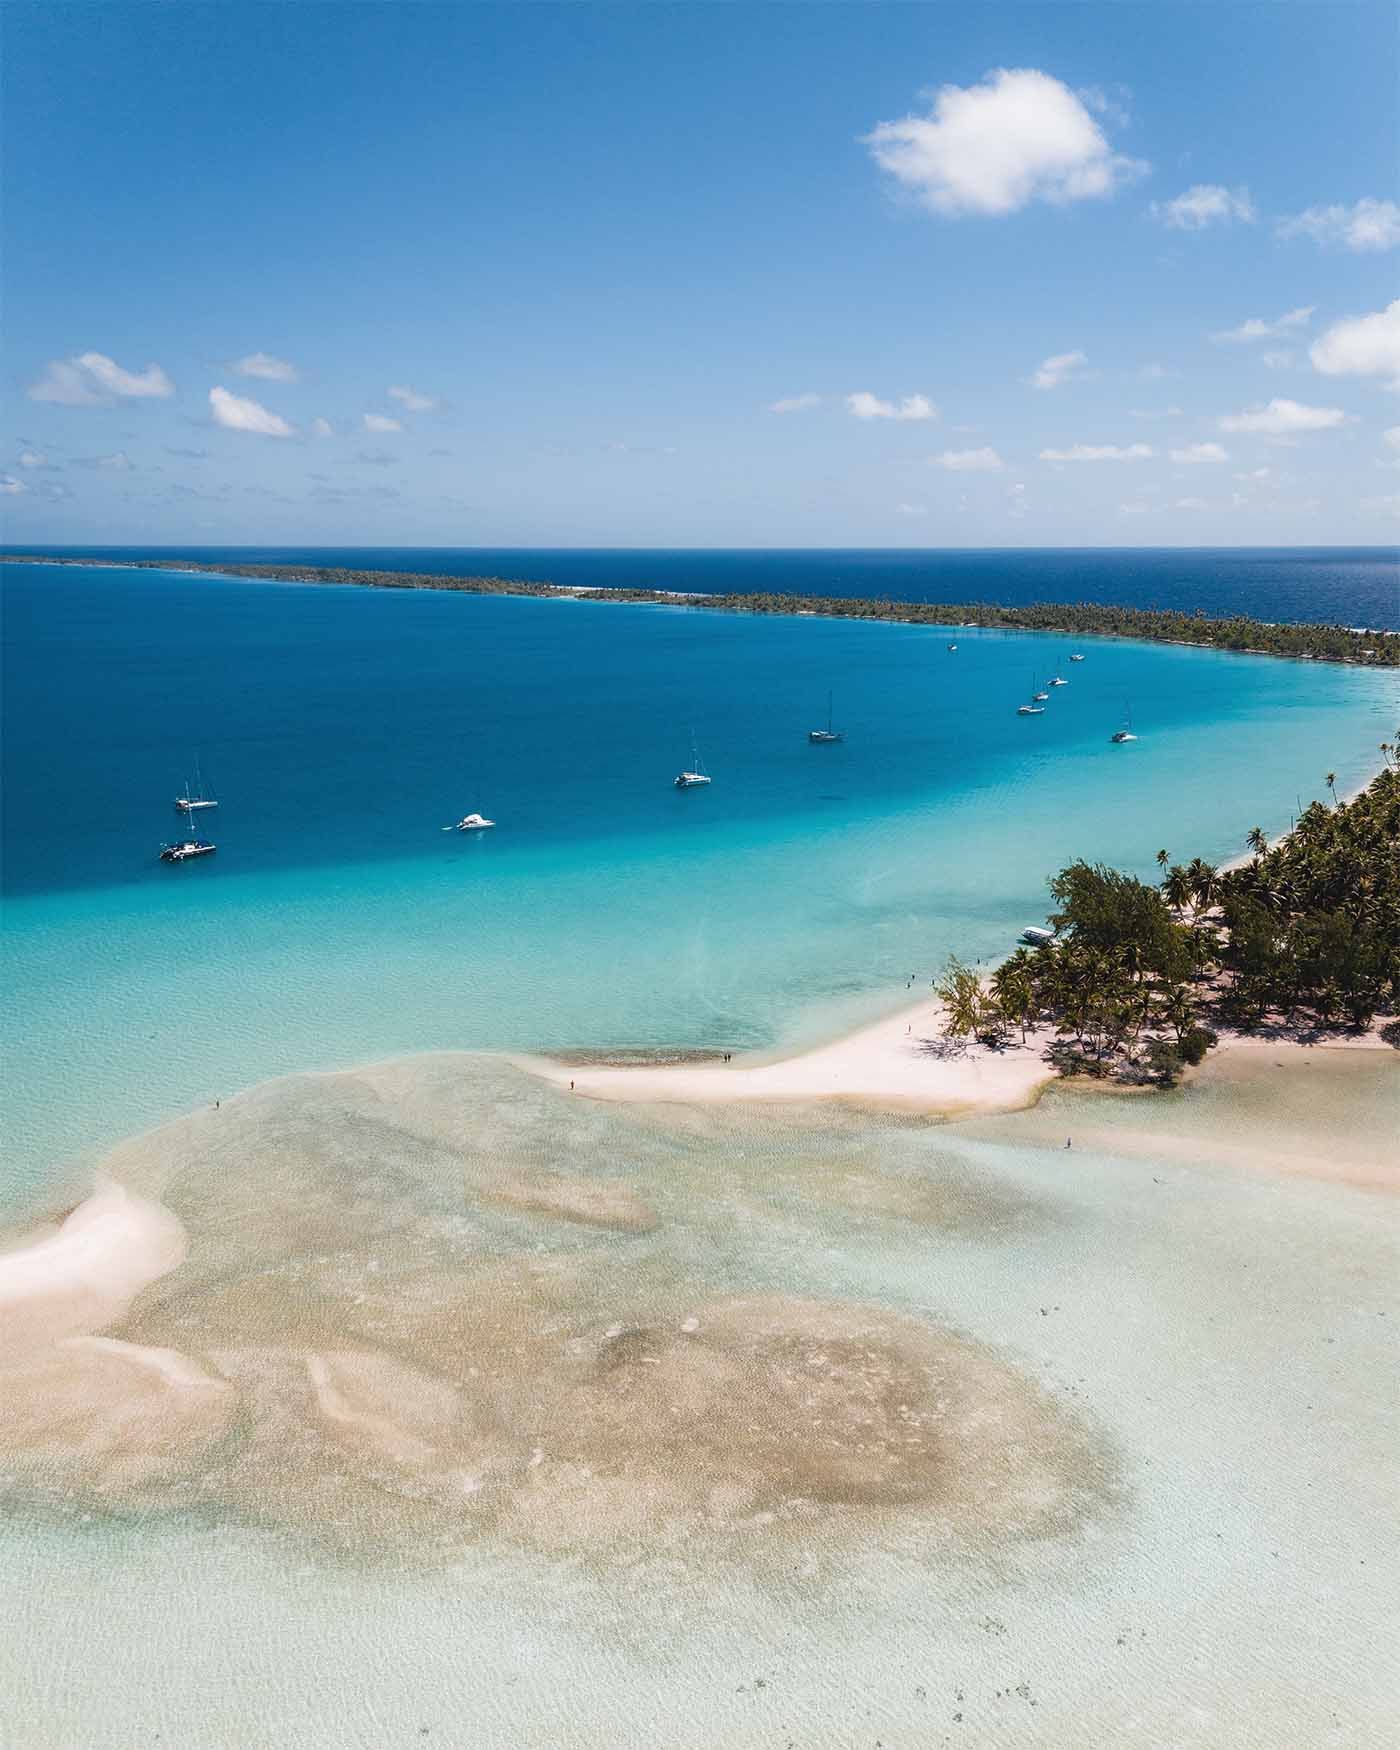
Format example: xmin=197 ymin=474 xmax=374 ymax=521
xmin=2 ymin=549 xmax=1396 ymax=1199
xmin=6 ymin=543 xmax=1399 ymax=626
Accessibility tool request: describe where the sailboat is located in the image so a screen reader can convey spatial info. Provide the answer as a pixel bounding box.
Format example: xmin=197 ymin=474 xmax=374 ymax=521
xmin=1110 ymin=704 xmax=1138 ymax=744
xmin=1069 ymin=653 xmax=1085 ymax=663
xmin=174 ymin=758 xmax=218 ymax=813
xmin=1031 ymin=672 xmax=1050 ymax=703
xmin=1017 ymin=673 xmax=1046 ymax=716
xmin=675 ymin=732 xmax=712 ymax=788
xmin=160 ymin=836 xmax=216 ymax=863
xmin=808 ymin=691 xmax=843 ymax=743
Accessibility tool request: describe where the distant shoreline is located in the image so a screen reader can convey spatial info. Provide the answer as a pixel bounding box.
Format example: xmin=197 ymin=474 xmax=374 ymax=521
xmin=4 ymin=553 xmax=1397 ymax=666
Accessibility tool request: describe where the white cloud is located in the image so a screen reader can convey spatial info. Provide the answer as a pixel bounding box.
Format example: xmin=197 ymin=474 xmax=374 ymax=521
xmin=388 ymin=385 xmax=435 ymax=412
xmin=1 ymin=474 xmax=27 ymax=494
xmin=1151 ymin=184 xmax=1255 ymax=230
xmin=1040 ymin=442 xmax=1153 ymax=462
xmin=768 ymin=392 xmax=821 ymax=414
xmin=76 ymin=352 xmax=174 ymax=398
xmin=209 ymin=385 xmax=295 ymax=437
xmin=1218 ymin=398 xmax=1349 ymax=435
xmin=17 ymin=450 xmax=48 ymax=468
xmin=311 ymin=417 xmax=334 ymax=438
xmin=930 ymin=445 xmax=1004 ymax=470
xmin=1384 ymin=426 xmax=1400 ymax=450
xmin=1169 ymin=442 xmax=1228 ymax=464
xmin=1236 ymin=466 xmax=1274 ymax=480
xmin=363 ymin=412 xmax=403 ymax=433
xmin=1028 ymin=350 xmax=1087 ymax=390
xmin=27 ymin=361 xmax=102 ymax=404
xmin=863 ymin=67 xmax=1146 ymax=217
xmin=28 ymin=351 xmax=173 ymax=403
xmin=80 ymin=451 xmax=134 ymax=470
xmin=1211 ymin=306 xmax=1314 ymax=344
xmin=1129 ymin=406 xmax=1184 ymax=420
xmin=1118 ymin=499 xmax=1153 ymax=515
xmin=1277 ymin=198 xmax=1400 ymax=253
xmin=233 ymin=352 xmax=298 ymax=382
xmin=846 ymin=391 xmax=937 ymax=421
xmin=1174 ymin=496 xmax=1210 ymax=511
xmin=1261 ymin=350 xmax=1294 ymax=370
xmin=1137 ymin=362 xmax=1170 ymax=381
xmin=1309 ymin=300 xmax=1400 ymax=387
xmin=895 ymin=502 xmax=928 ymax=516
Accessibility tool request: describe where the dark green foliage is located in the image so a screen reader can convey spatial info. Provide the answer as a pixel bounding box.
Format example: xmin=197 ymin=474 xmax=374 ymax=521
xmin=6 ymin=557 xmax=1397 ymax=667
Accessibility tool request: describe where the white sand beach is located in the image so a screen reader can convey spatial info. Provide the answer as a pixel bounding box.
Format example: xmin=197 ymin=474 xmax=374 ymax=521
xmin=520 ymin=998 xmax=1060 ymax=1116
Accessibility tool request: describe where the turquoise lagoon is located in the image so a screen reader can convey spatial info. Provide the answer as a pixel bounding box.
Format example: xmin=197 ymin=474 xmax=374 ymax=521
xmin=3 ymin=559 xmax=1398 ymax=1750
xmin=2 ymin=557 xmax=1395 ymax=1204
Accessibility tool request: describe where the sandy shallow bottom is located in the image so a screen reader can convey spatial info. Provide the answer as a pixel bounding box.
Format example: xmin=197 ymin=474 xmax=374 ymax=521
xmin=2 ymin=1048 xmax=1397 ymax=1746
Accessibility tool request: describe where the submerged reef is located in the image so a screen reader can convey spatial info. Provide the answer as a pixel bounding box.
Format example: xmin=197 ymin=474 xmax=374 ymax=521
xmin=1 ymin=1056 xmax=1116 ymax=1568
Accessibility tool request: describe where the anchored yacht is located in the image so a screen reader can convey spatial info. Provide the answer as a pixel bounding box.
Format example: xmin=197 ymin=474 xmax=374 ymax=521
xmin=675 ymin=733 xmax=711 ymax=787
xmin=455 ymin=812 xmax=496 ymax=831
xmin=1111 ymin=705 xmax=1138 ymax=744
xmin=808 ymin=691 xmax=843 ymax=743
xmin=174 ymin=759 xmax=217 ymax=813
xmin=160 ymin=839 xmax=216 ymax=863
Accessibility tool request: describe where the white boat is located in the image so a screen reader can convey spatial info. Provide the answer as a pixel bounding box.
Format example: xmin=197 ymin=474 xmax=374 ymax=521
xmin=947 ymin=642 xmax=958 ymax=652
xmin=1069 ymin=653 xmax=1085 ymax=663
xmin=174 ymin=758 xmax=218 ymax=813
xmin=1111 ymin=705 xmax=1138 ymax=745
xmin=808 ymin=691 xmax=843 ymax=743
xmin=1048 ymin=674 xmax=1068 ymax=687
xmin=1020 ymin=926 xmax=1055 ymax=946
xmin=455 ymin=812 xmax=496 ymax=831
xmin=1016 ymin=704 xmax=1045 ymax=717
xmin=675 ymin=733 xmax=711 ymax=788
xmin=1033 ymin=689 xmax=1050 ymax=702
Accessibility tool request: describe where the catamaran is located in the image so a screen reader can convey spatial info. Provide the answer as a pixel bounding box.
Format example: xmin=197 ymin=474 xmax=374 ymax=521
xmin=174 ymin=759 xmax=217 ymax=813
xmin=1111 ymin=705 xmax=1138 ymax=744
xmin=160 ymin=838 xmax=216 ymax=863
xmin=675 ymin=733 xmax=711 ymax=788
xmin=808 ymin=691 xmax=843 ymax=743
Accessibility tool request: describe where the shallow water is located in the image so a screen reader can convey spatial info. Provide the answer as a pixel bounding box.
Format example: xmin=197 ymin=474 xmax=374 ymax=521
xmin=4 ymin=559 xmax=1395 ymax=1203
xmin=2 ymin=1052 xmax=1396 ymax=1746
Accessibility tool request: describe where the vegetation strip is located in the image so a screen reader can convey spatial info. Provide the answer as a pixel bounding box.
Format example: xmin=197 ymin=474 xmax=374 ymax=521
xmin=4 ymin=555 xmax=1397 ymax=666
xmin=937 ymin=754 xmax=1400 ymax=1085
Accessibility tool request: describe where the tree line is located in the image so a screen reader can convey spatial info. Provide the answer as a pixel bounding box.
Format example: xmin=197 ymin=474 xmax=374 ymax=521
xmin=936 ymin=744 xmax=1400 ymax=1085
xmin=6 ymin=555 xmax=1397 ymax=667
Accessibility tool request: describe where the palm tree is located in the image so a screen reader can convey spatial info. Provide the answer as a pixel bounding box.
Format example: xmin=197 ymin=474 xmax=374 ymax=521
xmin=1184 ymin=857 xmax=1219 ymax=915
xmin=1325 ymin=771 xmax=1338 ymax=806
xmin=1163 ymin=864 xmax=1193 ymax=916
xmin=1246 ymin=826 xmax=1267 ymax=856
xmin=1156 ymin=848 xmax=1170 ymax=873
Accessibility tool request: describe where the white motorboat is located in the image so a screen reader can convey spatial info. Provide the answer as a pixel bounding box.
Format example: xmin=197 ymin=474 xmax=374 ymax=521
xmin=1017 ymin=704 xmax=1045 ymax=717
xmin=1069 ymin=653 xmax=1085 ymax=663
xmin=1020 ymin=926 xmax=1055 ymax=947
xmin=455 ymin=812 xmax=496 ymax=831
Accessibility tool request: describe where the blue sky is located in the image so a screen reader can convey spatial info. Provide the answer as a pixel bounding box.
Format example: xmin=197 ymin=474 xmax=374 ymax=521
xmin=3 ymin=1 xmax=1398 ymax=547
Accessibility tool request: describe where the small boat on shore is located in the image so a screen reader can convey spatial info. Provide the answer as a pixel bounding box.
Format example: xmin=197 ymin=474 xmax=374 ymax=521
xmin=160 ymin=839 xmax=216 ymax=863
xmin=808 ymin=691 xmax=843 ymax=743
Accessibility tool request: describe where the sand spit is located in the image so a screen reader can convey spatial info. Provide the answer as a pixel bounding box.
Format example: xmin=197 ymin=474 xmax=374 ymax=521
xmin=520 ymin=1000 xmax=1057 ymax=1118
xmin=0 ymin=1055 xmax=1113 ymax=1567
